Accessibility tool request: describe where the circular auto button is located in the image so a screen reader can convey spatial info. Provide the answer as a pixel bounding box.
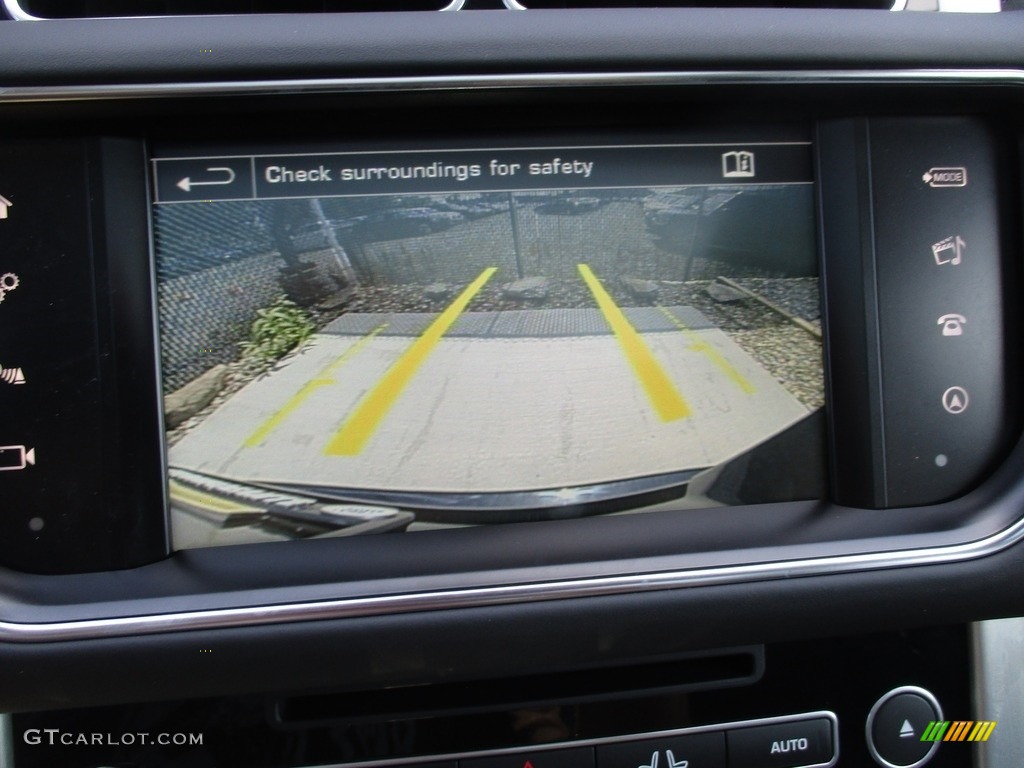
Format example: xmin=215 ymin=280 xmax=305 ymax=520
xmin=866 ymin=686 xmax=943 ymax=768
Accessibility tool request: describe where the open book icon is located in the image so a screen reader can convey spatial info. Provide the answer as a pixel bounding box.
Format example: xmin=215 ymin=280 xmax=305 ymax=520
xmin=722 ymin=150 xmax=755 ymax=178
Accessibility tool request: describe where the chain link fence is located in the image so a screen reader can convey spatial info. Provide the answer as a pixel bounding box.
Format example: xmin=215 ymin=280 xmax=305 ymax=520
xmin=154 ymin=188 xmax=814 ymax=392
xmin=155 ymin=200 xmax=341 ymax=391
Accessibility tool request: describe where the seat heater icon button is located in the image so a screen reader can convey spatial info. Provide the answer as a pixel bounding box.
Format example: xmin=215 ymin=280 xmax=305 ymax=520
xmin=597 ymin=732 xmax=724 ymax=768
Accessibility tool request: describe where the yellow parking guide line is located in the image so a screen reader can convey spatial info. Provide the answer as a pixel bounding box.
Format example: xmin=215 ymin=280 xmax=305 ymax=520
xmin=325 ymin=267 xmax=498 ymax=457
xmin=656 ymin=305 xmax=756 ymax=395
xmin=169 ymin=480 xmax=256 ymax=514
xmin=243 ymin=323 xmax=388 ymax=448
xmin=577 ymin=264 xmax=690 ymax=422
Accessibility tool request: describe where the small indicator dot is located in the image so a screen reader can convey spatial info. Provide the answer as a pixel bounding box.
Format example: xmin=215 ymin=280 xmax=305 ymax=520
xmin=28 ymin=517 xmax=44 ymax=532
xmin=935 ymin=454 xmax=949 ymax=468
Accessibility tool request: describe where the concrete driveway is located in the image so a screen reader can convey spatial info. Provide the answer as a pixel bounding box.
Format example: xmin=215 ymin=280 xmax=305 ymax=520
xmin=169 ymin=267 xmax=810 ymax=494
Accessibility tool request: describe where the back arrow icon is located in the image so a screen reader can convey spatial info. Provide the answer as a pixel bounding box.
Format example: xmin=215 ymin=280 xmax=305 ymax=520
xmin=177 ymin=167 xmax=236 ymax=192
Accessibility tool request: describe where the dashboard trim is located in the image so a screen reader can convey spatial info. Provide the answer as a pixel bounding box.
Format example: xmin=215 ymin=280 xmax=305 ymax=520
xmin=2 ymin=499 xmax=1024 ymax=642
xmin=0 ymin=69 xmax=1022 ymax=646
xmin=2 ymin=0 xmax=471 ymax=20
xmin=1 ymin=68 xmax=1024 ymax=103
xmin=0 ymin=0 xmax=35 ymax=21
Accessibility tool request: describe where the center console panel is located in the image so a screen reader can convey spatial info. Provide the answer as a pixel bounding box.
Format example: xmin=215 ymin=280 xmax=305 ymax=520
xmin=7 ymin=627 xmax=971 ymax=768
xmin=0 ymin=76 xmax=1022 ymax=720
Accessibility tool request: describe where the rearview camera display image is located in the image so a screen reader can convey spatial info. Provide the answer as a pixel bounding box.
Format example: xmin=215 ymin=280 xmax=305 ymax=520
xmin=152 ymin=141 xmax=825 ymax=549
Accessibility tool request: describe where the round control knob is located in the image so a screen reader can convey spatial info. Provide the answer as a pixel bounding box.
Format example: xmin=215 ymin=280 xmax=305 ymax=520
xmin=866 ymin=686 xmax=943 ymax=768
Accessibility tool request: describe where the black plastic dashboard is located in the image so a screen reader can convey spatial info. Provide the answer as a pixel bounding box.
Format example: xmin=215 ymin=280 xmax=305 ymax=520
xmin=2 ymin=7 xmax=1024 ymax=768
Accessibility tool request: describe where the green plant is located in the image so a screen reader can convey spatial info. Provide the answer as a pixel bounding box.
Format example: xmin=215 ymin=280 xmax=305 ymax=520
xmin=239 ymin=297 xmax=314 ymax=367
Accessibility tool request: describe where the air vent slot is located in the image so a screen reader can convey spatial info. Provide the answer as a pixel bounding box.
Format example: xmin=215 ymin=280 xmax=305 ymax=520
xmin=6 ymin=0 xmax=455 ymax=18
xmin=274 ymin=648 xmax=763 ymax=725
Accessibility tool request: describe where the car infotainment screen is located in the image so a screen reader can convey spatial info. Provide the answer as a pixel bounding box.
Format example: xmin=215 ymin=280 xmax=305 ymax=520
xmin=152 ymin=135 xmax=824 ymax=549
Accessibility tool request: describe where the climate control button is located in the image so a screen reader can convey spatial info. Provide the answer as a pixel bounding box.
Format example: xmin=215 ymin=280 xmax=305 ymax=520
xmin=727 ymin=718 xmax=833 ymax=768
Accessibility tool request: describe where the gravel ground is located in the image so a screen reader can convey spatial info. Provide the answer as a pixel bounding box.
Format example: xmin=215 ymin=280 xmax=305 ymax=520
xmin=729 ymin=277 xmax=821 ymax=321
xmin=731 ymin=326 xmax=824 ymax=410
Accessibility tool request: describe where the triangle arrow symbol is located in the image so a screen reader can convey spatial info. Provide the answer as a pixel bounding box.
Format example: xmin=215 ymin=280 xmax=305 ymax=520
xmin=900 ymin=720 xmax=915 ymax=738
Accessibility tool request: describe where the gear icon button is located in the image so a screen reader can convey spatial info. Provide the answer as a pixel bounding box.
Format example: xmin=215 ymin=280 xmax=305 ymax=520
xmin=0 ymin=272 xmax=20 ymax=304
